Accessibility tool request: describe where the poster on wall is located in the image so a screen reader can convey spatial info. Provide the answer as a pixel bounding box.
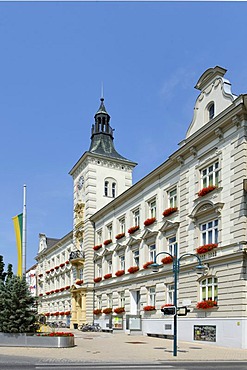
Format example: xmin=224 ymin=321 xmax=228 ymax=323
xmin=112 ymin=316 xmax=123 ymax=330
xmin=194 ymin=325 xmax=216 ymax=342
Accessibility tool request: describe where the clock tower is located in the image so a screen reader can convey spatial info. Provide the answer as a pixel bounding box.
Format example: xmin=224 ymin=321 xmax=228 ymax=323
xmin=69 ymin=97 xmax=136 ymax=324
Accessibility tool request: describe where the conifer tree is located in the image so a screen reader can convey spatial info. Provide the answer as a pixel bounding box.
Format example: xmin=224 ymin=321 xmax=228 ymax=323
xmin=0 ymin=256 xmax=37 ymax=333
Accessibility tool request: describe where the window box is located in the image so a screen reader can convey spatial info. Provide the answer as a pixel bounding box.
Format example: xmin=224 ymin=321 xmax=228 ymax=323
xmin=143 ymin=305 xmax=156 ymax=312
xmin=76 ymin=279 xmax=84 ymax=285
xmin=103 ymin=307 xmax=112 ymax=314
xmin=55 ymin=289 xmax=60 ymax=293
xmin=143 ymin=261 xmax=154 ymax=269
xmin=50 ymin=268 xmax=54 ymax=272
xmin=115 ymin=270 xmax=125 ymax=277
xmin=128 ymin=226 xmax=140 ymax=234
xmin=65 ymin=286 xmax=70 ymax=290
xmin=55 ymin=266 xmax=59 ymax=270
xmin=128 ymin=266 xmax=139 ymax=274
xmin=115 ymin=233 xmax=125 ymax=240
xmin=162 ymin=207 xmax=178 ymax=217
xmin=60 ymin=287 xmax=65 ymax=292
xmin=144 ymin=217 xmax=156 ymax=227
xmin=198 ymin=186 xmax=217 ymax=197
xmin=38 ymin=274 xmax=43 ymax=277
xmin=196 ymin=300 xmax=217 ymax=309
xmin=39 ymin=293 xmax=43 ymax=297
xmin=60 ymin=312 xmax=65 ymax=316
xmin=114 ymin=307 xmax=125 ymax=314
xmin=161 ymin=256 xmax=173 ymax=264
xmin=65 ymin=260 xmax=70 ymax=265
xmin=94 ymin=277 xmax=102 ymax=283
xmin=93 ymin=309 xmax=102 ymax=315
xmin=196 ymin=243 xmax=218 ymax=254
xmin=65 ymin=311 xmax=71 ymax=315
xmin=45 ymin=313 xmax=50 ymax=317
xmin=104 ymin=273 xmax=112 ymax=280
xmin=46 ymin=292 xmax=50 ymax=295
xmin=60 ymin=263 xmax=65 ymax=268
xmin=46 ymin=270 xmax=50 ymax=274
xmin=93 ymin=244 xmax=102 ymax=251
xmin=103 ymin=239 xmax=112 ymax=246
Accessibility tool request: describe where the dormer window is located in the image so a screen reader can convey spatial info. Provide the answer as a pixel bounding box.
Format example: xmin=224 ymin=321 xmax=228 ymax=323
xmin=208 ymin=102 xmax=215 ymax=120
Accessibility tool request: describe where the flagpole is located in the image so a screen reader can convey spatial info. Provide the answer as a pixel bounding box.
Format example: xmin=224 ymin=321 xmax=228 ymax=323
xmin=22 ymin=184 xmax=27 ymax=277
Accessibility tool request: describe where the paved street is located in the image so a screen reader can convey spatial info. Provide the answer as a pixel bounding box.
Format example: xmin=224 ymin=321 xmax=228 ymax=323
xmin=0 ymin=329 xmax=247 ymax=368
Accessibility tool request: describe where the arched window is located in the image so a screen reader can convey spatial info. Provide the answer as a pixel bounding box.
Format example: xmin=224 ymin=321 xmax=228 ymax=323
xmin=104 ymin=178 xmax=117 ymax=198
xmin=208 ymin=102 xmax=215 ymax=120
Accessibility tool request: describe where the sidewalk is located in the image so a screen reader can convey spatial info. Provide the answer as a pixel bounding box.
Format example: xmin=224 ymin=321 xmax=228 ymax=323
xmin=0 ymin=329 xmax=247 ymax=363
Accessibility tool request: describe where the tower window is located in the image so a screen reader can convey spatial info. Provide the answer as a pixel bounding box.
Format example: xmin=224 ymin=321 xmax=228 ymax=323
xmin=112 ymin=183 xmax=116 ymax=197
xmin=208 ymin=103 xmax=215 ymax=120
xmin=104 ymin=181 xmax=109 ymax=196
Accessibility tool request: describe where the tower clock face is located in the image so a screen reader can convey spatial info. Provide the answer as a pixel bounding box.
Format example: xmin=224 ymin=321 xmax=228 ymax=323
xmin=77 ymin=175 xmax=84 ymax=190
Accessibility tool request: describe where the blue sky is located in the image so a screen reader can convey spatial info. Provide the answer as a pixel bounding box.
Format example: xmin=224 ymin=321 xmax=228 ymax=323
xmin=1 ymin=2 xmax=247 ymax=272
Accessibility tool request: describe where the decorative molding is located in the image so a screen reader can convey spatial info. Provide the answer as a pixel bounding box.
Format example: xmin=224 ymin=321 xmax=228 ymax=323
xmin=190 ymin=146 xmax=197 ymax=157
xmin=215 ymin=128 xmax=223 ymax=140
xmin=177 ymin=155 xmax=184 ymax=165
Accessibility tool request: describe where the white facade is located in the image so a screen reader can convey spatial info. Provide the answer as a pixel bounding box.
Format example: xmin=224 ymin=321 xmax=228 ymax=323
xmin=36 ymin=66 xmax=247 ymax=348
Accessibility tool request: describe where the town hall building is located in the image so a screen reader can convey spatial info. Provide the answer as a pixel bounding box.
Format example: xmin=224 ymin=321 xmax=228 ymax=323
xmin=35 ymin=66 xmax=247 ymax=349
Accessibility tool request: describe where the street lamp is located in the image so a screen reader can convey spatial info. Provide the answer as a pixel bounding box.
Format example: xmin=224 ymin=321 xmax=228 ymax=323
xmin=150 ymin=243 xmax=207 ymax=357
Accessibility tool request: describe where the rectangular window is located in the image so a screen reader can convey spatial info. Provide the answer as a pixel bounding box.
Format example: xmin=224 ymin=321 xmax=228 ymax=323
xmin=133 ymin=250 xmax=139 ymax=267
xmin=119 ymin=217 xmax=126 ymax=234
xmin=119 ymin=255 xmax=125 ymax=270
xmin=200 ymin=277 xmax=218 ymax=302
xmin=149 ymin=244 xmax=156 ymax=261
xmin=167 ymin=284 xmax=175 ymax=305
xmin=97 ymin=230 xmax=102 ymax=244
xmin=168 ymin=236 xmax=177 ymax=256
xmin=97 ymin=295 xmax=102 ymax=309
xmin=119 ymin=291 xmax=125 ymax=307
xmin=168 ymin=188 xmax=177 ymax=208
xmin=148 ymin=287 xmax=156 ymax=307
xmin=96 ymin=263 xmax=102 ymax=277
xmin=107 ymin=293 xmax=113 ymax=308
xmin=107 ymin=259 xmax=112 ymax=274
xmin=201 ymin=162 xmax=219 ymax=188
xmin=200 ymin=220 xmax=218 ymax=245
xmin=149 ymin=199 xmax=156 ymax=218
xmin=107 ymin=224 xmax=113 ymax=239
xmin=133 ymin=209 xmax=140 ymax=227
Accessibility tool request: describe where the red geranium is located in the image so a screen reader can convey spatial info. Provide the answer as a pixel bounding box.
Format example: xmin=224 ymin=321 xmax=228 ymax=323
xmin=94 ymin=277 xmax=102 ymax=283
xmin=143 ymin=261 xmax=154 ymax=269
xmin=161 ymin=256 xmax=173 ymax=264
xmin=128 ymin=266 xmax=139 ymax=274
xmin=144 ymin=217 xmax=156 ymax=226
xmin=198 ymin=185 xmax=217 ymax=197
xmin=128 ymin=226 xmax=140 ymax=234
xmin=162 ymin=207 xmax=178 ymax=217
xmin=143 ymin=305 xmax=156 ymax=311
xmin=196 ymin=243 xmax=218 ymax=254
xmin=115 ymin=270 xmax=125 ymax=277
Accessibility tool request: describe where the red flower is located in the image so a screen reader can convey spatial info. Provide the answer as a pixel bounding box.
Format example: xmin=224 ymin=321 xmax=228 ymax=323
xmin=60 ymin=312 xmax=65 ymax=316
xmin=161 ymin=303 xmax=173 ymax=308
xmin=55 ymin=266 xmax=59 ymax=270
xmin=65 ymin=311 xmax=71 ymax=315
xmin=93 ymin=309 xmax=102 ymax=315
xmin=60 ymin=287 xmax=65 ymax=292
xmin=143 ymin=305 xmax=156 ymax=311
xmin=103 ymin=307 xmax=112 ymax=314
xmin=103 ymin=239 xmax=112 ymax=246
xmin=60 ymin=263 xmax=65 ymax=268
xmin=128 ymin=266 xmax=139 ymax=274
xmin=46 ymin=292 xmax=50 ymax=295
xmin=50 ymin=268 xmax=54 ymax=272
xmin=198 ymin=186 xmax=217 ymax=197
xmin=45 ymin=313 xmax=50 ymax=317
xmin=65 ymin=286 xmax=70 ymax=290
xmin=114 ymin=307 xmax=125 ymax=314
xmin=55 ymin=289 xmax=60 ymax=293
xmin=39 ymin=293 xmax=43 ymax=296
xmin=76 ymin=279 xmax=84 ymax=285
xmin=65 ymin=260 xmax=70 ymax=265
xmin=128 ymin=225 xmax=140 ymax=234
xmin=143 ymin=261 xmax=154 ymax=269
xmin=38 ymin=274 xmax=43 ymax=277
xmin=161 ymin=256 xmax=173 ymax=264
xmin=115 ymin=270 xmax=125 ymax=277
xmin=162 ymin=207 xmax=178 ymax=217
xmin=93 ymin=244 xmax=102 ymax=251
xmin=144 ymin=217 xmax=156 ymax=226
xmin=94 ymin=277 xmax=102 ymax=283
xmin=46 ymin=270 xmax=50 ymax=274
xmin=104 ymin=273 xmax=112 ymax=280
xmin=196 ymin=243 xmax=218 ymax=254
xmin=115 ymin=233 xmax=125 ymax=240
xmin=196 ymin=300 xmax=217 ymax=309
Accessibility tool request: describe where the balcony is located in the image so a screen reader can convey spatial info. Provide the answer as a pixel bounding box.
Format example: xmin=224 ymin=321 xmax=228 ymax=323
xmin=69 ymin=250 xmax=85 ymax=267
